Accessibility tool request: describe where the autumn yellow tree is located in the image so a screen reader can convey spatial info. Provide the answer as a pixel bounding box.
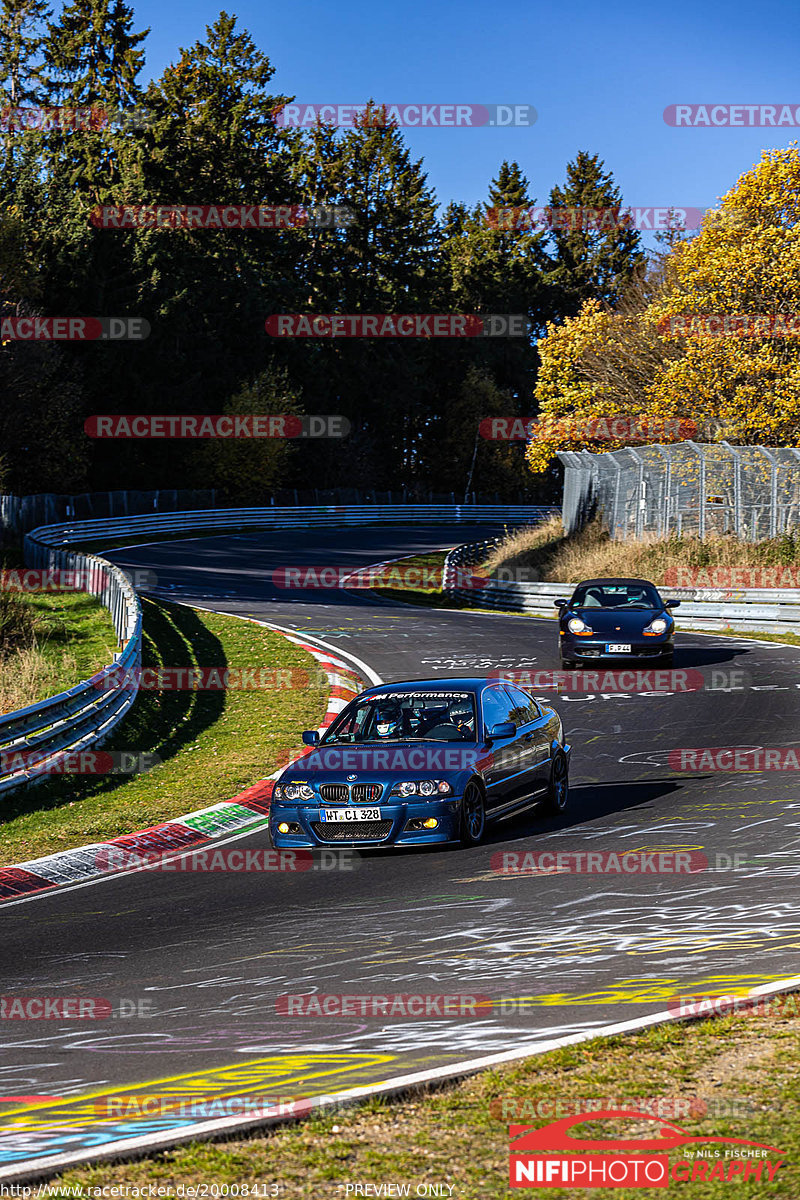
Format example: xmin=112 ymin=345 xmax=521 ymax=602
xmin=527 ymin=145 xmax=800 ymax=474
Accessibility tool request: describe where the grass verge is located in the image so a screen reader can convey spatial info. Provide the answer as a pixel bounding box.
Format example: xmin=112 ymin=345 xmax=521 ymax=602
xmin=0 ymin=597 xmax=329 ymax=864
xmin=0 ymin=590 xmax=118 ymax=711
xmin=52 ymin=1004 xmax=800 ymax=1197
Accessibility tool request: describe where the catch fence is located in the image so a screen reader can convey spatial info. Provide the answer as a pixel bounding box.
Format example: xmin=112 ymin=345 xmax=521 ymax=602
xmin=559 ymin=441 xmax=800 ymax=541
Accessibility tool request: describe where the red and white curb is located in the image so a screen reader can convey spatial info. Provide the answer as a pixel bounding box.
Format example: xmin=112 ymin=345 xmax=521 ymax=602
xmin=0 ymin=620 xmax=372 ymax=905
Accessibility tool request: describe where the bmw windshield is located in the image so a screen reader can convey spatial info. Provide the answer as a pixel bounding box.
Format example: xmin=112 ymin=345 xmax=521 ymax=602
xmin=321 ymin=690 xmax=478 ymax=744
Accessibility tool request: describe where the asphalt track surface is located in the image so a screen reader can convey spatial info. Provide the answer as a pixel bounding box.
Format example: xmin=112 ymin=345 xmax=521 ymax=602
xmin=3 ymin=524 xmax=800 ymax=1172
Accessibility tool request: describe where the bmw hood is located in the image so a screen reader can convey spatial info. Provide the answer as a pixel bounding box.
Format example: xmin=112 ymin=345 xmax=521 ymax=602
xmin=278 ymin=741 xmax=483 ymax=783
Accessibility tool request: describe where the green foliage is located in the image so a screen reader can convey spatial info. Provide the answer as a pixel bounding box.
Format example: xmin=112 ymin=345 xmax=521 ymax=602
xmin=0 ymin=3 xmax=643 ymax=499
xmin=0 ymin=587 xmax=34 ymax=651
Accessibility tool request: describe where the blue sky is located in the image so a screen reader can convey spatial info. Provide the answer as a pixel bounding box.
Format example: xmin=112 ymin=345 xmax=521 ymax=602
xmin=130 ymin=0 xmax=799 ymax=236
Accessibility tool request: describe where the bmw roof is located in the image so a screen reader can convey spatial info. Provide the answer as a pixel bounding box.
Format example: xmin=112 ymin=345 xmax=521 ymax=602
xmin=359 ymin=678 xmax=499 ymax=696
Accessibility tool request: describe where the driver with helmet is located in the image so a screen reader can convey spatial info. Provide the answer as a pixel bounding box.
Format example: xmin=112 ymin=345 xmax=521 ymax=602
xmin=374 ymin=701 xmax=403 ymax=738
xmin=448 ymin=697 xmax=475 ymax=738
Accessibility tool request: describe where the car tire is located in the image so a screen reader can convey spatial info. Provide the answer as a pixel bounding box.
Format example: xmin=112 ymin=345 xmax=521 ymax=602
xmin=660 ymin=652 xmax=674 ymax=668
xmin=543 ymin=749 xmax=569 ymax=814
xmin=560 ymin=656 xmax=575 ymax=669
xmin=458 ymin=781 xmax=486 ymax=847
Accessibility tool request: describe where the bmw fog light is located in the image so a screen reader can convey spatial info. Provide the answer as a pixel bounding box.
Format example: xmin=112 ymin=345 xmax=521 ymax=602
xmin=423 ymin=818 xmax=438 ymax=829
xmin=277 ymin=822 xmax=290 ymax=834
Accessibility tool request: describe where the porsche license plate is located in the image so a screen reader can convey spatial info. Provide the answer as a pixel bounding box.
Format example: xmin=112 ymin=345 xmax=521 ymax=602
xmin=321 ymin=807 xmax=381 ymax=822
xmin=606 ymin=643 xmax=632 ymax=653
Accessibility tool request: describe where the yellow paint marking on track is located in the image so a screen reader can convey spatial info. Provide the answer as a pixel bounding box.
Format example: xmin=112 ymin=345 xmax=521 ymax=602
xmin=0 ymin=1053 xmax=395 ymax=1127
xmin=621 ymin=845 xmax=706 ymax=853
xmin=496 ymin=974 xmax=793 ymax=1008
xmin=682 ymin=801 xmax=791 ymax=811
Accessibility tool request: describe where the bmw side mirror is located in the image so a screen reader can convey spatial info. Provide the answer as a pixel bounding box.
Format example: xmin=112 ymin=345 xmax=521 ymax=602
xmin=302 ymin=730 xmax=320 ymax=746
xmin=665 ymin=599 xmax=681 ymax=609
xmin=487 ymin=721 xmax=516 ymax=740
xmin=554 ymin=598 xmax=568 ymax=608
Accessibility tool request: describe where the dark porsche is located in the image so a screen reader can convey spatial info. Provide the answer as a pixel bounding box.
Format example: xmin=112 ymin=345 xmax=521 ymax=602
xmin=555 ymin=577 xmax=680 ymax=668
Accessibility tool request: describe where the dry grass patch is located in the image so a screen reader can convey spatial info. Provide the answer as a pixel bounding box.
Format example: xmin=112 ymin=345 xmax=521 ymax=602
xmin=483 ymin=518 xmax=800 ymax=585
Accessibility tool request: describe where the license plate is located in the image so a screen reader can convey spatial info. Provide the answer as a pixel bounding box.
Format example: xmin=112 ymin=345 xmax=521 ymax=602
xmin=606 ymin=643 xmax=632 ymax=653
xmin=321 ymin=807 xmax=381 ymax=822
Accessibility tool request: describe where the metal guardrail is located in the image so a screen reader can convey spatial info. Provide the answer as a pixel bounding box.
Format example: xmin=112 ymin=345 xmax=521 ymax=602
xmin=443 ymin=539 xmax=800 ymax=632
xmin=26 ymin=505 xmax=558 ymax=547
xmin=0 ymin=548 xmax=141 ymax=795
xmin=3 ymin=506 xmax=553 ymax=795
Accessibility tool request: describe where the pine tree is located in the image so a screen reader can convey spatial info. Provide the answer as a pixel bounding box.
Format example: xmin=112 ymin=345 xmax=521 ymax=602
xmin=0 ymin=0 xmax=50 ymax=182
xmin=547 ymin=150 xmax=645 ymax=316
xmin=283 ymin=104 xmax=443 ymax=486
xmin=44 ymin=0 xmax=146 ymax=108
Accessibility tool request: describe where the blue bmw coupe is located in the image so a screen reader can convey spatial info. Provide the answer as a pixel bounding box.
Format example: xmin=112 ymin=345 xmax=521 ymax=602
xmin=270 ymin=677 xmax=571 ymax=849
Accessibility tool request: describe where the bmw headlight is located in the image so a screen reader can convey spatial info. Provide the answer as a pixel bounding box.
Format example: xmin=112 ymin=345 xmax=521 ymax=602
xmin=274 ymin=783 xmax=315 ymax=801
xmin=567 ymin=617 xmax=593 ymax=634
xmin=644 ymin=617 xmax=668 ymax=635
xmin=390 ymin=780 xmax=452 ymax=797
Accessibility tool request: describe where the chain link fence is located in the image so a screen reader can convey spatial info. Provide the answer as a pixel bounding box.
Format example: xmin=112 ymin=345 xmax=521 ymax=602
xmin=559 ymin=441 xmax=800 ymax=541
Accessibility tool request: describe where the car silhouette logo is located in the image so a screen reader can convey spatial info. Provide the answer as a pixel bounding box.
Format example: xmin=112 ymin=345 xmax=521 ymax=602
xmin=509 ymin=1110 xmax=784 ymax=1154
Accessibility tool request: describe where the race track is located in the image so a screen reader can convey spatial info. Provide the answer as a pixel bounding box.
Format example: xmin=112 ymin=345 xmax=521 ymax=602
xmin=3 ymin=524 xmax=800 ymax=1175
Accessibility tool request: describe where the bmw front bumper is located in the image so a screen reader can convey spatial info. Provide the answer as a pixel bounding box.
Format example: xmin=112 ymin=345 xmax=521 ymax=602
xmin=270 ymin=794 xmax=464 ymax=848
